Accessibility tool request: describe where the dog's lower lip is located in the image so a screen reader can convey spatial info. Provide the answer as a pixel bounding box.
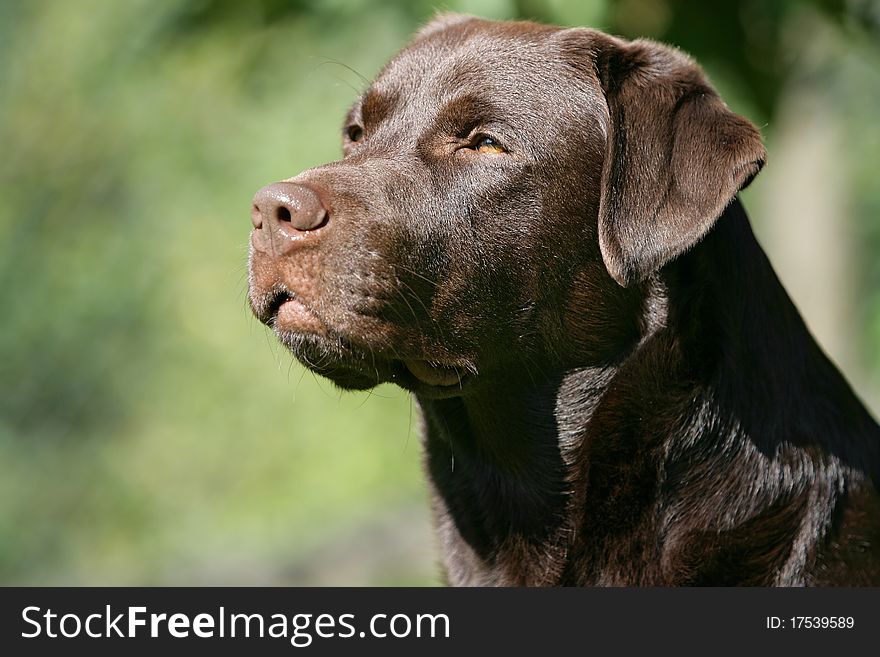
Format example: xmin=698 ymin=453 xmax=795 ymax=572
xmin=403 ymin=359 xmax=466 ymax=387
xmin=272 ymin=295 xmax=323 ymax=333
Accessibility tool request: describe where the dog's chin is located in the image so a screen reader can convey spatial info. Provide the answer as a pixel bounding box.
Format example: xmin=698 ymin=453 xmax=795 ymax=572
xmin=307 ymin=367 xmax=379 ymax=391
xmin=255 ymin=289 xmax=473 ymax=397
xmin=275 ymin=330 xmax=383 ymax=390
xmin=274 ymin=329 xmax=472 ymax=398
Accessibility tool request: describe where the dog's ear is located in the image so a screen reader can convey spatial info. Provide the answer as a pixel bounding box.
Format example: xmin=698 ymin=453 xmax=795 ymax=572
xmin=572 ymin=31 xmax=766 ymax=286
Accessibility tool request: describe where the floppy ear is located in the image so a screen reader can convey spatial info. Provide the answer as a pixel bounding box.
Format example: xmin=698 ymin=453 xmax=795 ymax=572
xmin=589 ymin=33 xmax=766 ymax=286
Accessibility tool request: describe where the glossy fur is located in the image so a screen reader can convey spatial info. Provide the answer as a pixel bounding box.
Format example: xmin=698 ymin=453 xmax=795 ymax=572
xmin=248 ymin=16 xmax=880 ymax=585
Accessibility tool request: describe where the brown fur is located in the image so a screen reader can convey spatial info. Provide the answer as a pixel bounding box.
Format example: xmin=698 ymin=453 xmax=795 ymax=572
xmin=248 ymin=16 xmax=880 ymax=585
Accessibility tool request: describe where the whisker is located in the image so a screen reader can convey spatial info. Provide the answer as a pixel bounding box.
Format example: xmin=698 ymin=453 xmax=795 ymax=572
xmin=393 ymin=262 xmax=440 ymax=288
xmin=312 ymin=57 xmax=370 ymax=86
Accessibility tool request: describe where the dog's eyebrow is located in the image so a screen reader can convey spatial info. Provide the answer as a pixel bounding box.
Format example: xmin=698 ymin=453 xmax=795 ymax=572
xmin=343 ymin=105 xmax=358 ymax=127
xmin=433 ymin=93 xmax=506 ymax=136
xmin=360 ymin=89 xmax=399 ymax=128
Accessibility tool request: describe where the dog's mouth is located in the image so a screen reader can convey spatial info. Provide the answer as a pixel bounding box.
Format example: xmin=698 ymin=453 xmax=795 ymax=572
xmin=397 ymin=360 xmax=472 ymax=397
xmin=264 ymin=288 xmax=314 ymax=329
xmin=255 ymin=287 xmax=473 ymax=398
xmin=402 ymin=359 xmax=467 ymax=387
xmin=264 ymin=287 xmax=293 ymax=316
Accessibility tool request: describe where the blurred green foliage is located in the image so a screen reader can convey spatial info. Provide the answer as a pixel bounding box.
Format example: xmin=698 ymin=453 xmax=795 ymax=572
xmin=0 ymin=0 xmax=878 ymax=584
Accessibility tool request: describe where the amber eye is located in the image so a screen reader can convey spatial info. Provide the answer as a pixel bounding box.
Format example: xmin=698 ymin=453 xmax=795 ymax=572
xmin=346 ymin=124 xmax=363 ymax=143
xmin=472 ymin=135 xmax=506 ymax=154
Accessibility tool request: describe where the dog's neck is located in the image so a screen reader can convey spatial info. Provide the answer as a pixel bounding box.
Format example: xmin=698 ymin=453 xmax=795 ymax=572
xmin=418 ymin=371 xmax=583 ymax=584
xmin=416 ymin=198 xmax=875 ymax=585
xmin=418 ymin=372 xmax=576 ymax=537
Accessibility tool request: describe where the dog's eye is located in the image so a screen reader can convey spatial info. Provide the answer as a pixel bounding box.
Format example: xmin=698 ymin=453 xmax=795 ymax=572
xmin=345 ymin=124 xmax=364 ymax=143
xmin=472 ymin=135 xmax=506 ymax=154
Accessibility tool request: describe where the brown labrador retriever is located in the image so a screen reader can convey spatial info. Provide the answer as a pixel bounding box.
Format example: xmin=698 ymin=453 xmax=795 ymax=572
xmin=247 ymin=15 xmax=880 ymax=585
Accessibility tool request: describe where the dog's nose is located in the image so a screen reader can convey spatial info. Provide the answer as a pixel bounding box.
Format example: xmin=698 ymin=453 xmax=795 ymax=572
xmin=251 ymin=182 xmax=328 ymax=254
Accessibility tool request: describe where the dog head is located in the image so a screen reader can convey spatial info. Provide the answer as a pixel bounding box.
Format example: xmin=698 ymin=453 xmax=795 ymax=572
xmin=247 ymin=15 xmax=765 ymax=397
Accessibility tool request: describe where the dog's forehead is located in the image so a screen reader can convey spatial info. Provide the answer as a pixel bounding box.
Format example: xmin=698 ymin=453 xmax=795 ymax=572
xmin=365 ymin=21 xmax=599 ymax=119
xmin=390 ymin=22 xmax=555 ymax=80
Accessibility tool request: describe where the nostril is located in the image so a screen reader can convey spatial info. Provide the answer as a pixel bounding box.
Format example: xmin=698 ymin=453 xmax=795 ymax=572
xmin=252 ymin=181 xmax=328 ymax=235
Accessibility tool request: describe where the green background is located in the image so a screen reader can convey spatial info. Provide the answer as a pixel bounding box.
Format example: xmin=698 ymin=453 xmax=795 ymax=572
xmin=1 ymin=0 xmax=878 ymax=585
